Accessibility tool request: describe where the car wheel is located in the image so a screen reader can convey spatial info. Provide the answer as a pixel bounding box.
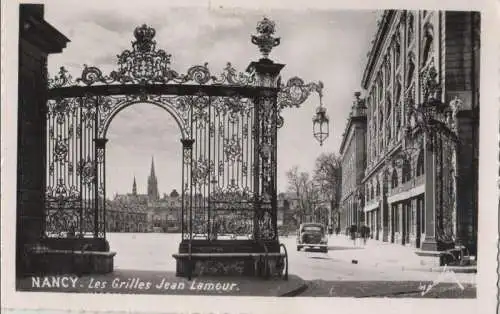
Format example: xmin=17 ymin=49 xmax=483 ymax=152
xmin=297 ymin=246 xmax=302 ymax=251
xmin=322 ymin=247 xmax=328 ymax=253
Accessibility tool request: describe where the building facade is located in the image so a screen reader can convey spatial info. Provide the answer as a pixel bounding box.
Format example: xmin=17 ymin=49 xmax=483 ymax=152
xmin=106 ymin=157 xmax=182 ymax=232
xmin=339 ymin=93 xmax=367 ymax=233
xmin=345 ymin=10 xmax=480 ymax=255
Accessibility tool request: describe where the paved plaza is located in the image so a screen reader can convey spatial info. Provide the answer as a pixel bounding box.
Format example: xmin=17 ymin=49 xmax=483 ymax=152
xmin=97 ymin=233 xmax=476 ymax=297
xmin=16 ymin=233 xmax=476 ymax=297
xmin=108 ymin=233 xmax=475 ymax=282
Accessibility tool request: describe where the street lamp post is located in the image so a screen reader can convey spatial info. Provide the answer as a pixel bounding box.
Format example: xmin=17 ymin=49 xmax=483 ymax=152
xmin=312 ymin=85 xmax=329 ymax=146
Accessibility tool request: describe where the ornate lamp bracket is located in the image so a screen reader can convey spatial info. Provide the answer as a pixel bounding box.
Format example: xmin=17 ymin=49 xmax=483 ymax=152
xmin=277 ymin=77 xmax=324 ymax=110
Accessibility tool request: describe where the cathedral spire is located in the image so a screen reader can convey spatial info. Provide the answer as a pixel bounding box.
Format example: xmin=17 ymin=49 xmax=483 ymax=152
xmin=147 ymin=156 xmax=159 ymax=202
xmin=150 ymin=156 xmax=156 ymax=177
xmin=132 ymin=175 xmax=137 ymax=196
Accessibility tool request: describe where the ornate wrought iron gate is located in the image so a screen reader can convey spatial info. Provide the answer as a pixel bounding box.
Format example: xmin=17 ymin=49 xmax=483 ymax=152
xmin=45 ymin=19 xmax=322 ymax=247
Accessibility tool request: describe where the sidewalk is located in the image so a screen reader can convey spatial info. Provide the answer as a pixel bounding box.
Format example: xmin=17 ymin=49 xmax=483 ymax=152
xmin=16 ymin=269 xmax=307 ymax=297
xmin=327 ymin=235 xmax=477 ymax=274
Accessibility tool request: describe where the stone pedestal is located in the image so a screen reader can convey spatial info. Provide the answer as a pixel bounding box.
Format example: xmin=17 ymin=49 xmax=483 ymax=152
xmin=174 ymin=240 xmax=285 ymax=278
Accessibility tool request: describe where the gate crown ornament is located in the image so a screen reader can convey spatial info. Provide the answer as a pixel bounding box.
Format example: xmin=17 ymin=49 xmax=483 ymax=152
xmin=133 ymin=24 xmax=156 ymax=53
xmin=49 ymin=25 xmax=258 ymax=88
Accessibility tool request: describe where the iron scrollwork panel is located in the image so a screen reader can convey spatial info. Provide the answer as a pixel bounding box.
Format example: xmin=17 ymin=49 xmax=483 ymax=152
xmin=208 ymin=96 xmax=255 ymax=240
xmin=254 ymin=95 xmax=278 ymax=241
xmin=45 ymin=95 xmax=102 ymax=238
xmin=181 ymin=95 xmax=256 ymax=240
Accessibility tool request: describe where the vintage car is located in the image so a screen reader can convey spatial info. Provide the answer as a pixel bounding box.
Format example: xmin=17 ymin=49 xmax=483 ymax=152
xmin=296 ymin=223 xmax=328 ymax=252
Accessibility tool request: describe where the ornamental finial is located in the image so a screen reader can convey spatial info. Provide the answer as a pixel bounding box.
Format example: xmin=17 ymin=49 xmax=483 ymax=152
xmin=251 ymin=17 xmax=281 ymax=59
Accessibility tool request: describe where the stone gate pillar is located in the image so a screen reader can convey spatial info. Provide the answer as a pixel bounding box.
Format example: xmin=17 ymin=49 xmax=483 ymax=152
xmin=17 ymin=4 xmax=69 ymax=276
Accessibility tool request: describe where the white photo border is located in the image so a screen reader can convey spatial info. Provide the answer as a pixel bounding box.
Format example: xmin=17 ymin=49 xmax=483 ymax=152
xmin=1 ymin=0 xmax=498 ymax=313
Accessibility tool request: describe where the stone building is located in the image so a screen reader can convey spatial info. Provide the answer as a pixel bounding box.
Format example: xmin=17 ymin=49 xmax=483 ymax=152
xmin=106 ymin=196 xmax=148 ymax=232
xmin=346 ymin=10 xmax=479 ymax=256
xmin=339 ymin=93 xmax=367 ymax=234
xmin=106 ymin=157 xmax=182 ymax=232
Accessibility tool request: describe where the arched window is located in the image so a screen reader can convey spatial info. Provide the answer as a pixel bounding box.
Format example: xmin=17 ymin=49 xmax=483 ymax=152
xmin=402 ymin=159 xmax=412 ymax=183
xmin=395 ymin=81 xmax=402 ymax=137
xmin=386 ymin=93 xmax=392 ymax=140
xmin=406 ymin=53 xmax=415 ymax=88
xmin=408 ymin=13 xmax=415 ymax=43
xmin=378 ymin=79 xmax=383 ymax=102
xmin=391 ymin=169 xmax=399 ymax=188
xmin=382 ymin=173 xmax=388 ymax=194
xmin=416 ymin=150 xmax=425 ymax=176
xmin=395 ymin=80 xmax=402 ymax=102
xmin=384 ymin=60 xmax=390 ymax=85
xmin=386 ymin=93 xmax=392 ymax=116
xmin=422 ymin=23 xmax=434 ymax=66
xmin=394 ymin=35 xmax=401 ymax=68
xmin=371 ymin=185 xmax=374 ymax=200
xmin=379 ymin=109 xmax=384 ymax=130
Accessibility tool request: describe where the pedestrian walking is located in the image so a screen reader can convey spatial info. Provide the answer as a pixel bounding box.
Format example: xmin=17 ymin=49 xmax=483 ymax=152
xmin=350 ymin=224 xmax=357 ymax=246
xmin=361 ymin=225 xmax=370 ymax=245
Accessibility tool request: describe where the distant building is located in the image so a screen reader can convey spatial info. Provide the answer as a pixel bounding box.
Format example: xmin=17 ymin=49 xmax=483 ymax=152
xmin=106 ymin=156 xmax=182 ymax=232
xmin=339 ymin=93 xmax=367 ymax=233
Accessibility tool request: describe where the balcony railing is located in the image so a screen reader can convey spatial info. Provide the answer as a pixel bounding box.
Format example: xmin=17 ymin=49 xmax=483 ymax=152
xmin=388 ymin=175 xmax=424 ymax=197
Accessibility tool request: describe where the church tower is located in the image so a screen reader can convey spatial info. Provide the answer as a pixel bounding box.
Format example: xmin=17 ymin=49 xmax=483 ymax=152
xmin=132 ymin=176 xmax=137 ymax=196
xmin=147 ymin=156 xmax=159 ymax=202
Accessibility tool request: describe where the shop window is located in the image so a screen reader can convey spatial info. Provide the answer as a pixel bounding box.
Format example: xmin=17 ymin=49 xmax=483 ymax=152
xmin=394 ymin=205 xmax=400 ymax=232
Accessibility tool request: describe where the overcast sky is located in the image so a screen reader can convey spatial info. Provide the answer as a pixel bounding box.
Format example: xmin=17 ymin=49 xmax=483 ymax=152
xmin=45 ymin=1 xmax=379 ymax=197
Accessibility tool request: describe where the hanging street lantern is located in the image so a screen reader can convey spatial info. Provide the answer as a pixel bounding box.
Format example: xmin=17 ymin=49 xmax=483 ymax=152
xmin=312 ymin=85 xmax=329 ymax=146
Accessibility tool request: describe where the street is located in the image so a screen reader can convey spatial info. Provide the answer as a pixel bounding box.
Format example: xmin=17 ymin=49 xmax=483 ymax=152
xmin=105 ymin=232 xmax=476 ymax=297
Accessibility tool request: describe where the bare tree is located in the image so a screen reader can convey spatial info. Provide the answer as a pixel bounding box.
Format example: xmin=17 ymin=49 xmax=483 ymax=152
xmin=285 ymin=166 xmax=321 ymax=224
xmin=313 ymin=152 xmax=342 ymax=228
